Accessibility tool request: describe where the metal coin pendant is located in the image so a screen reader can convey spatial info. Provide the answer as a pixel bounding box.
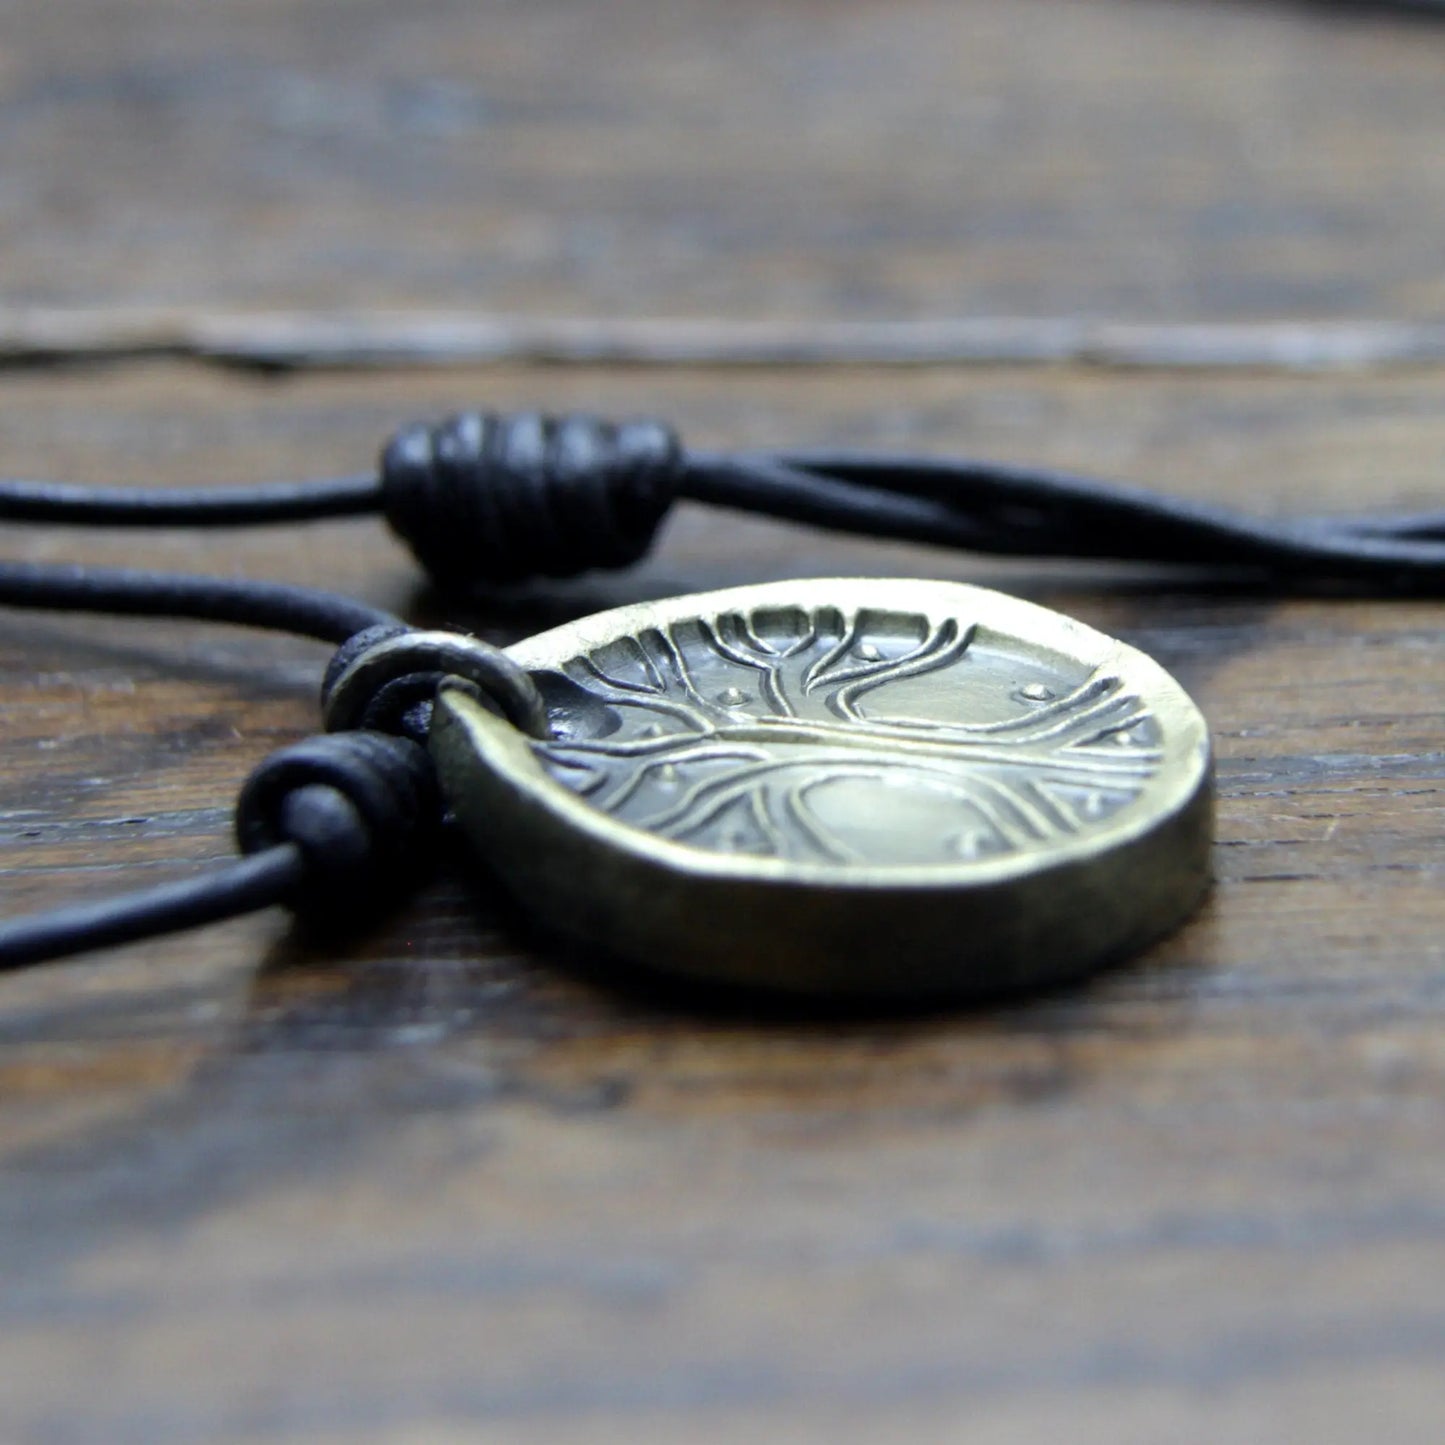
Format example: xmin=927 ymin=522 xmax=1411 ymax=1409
xmin=431 ymin=578 xmax=1212 ymax=999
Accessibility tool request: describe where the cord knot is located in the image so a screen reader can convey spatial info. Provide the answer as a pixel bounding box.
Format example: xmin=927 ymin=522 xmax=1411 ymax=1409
xmin=379 ymin=411 xmax=681 ymax=589
xmin=235 ymin=731 xmax=442 ymax=918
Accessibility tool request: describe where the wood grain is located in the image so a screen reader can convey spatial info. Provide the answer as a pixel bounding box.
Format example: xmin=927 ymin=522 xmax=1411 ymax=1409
xmin=4 ymin=0 xmax=1445 ymax=1439
xmin=0 ymin=0 xmax=1442 ymax=321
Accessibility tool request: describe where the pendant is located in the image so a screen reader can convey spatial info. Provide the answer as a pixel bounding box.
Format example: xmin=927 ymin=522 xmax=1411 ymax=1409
xmin=431 ymin=578 xmax=1212 ymax=999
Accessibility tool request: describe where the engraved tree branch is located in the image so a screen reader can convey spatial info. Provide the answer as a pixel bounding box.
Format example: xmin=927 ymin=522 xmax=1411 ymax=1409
xmin=540 ymin=606 xmax=1159 ymax=863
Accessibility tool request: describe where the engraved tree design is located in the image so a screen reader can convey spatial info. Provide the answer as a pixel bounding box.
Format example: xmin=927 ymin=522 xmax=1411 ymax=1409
xmin=533 ymin=605 xmax=1159 ymax=865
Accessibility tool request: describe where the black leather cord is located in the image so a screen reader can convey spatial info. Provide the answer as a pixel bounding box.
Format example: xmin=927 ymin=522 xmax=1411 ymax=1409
xmin=0 ymin=847 xmax=304 ymax=971
xmin=0 ymin=566 xmax=439 ymax=970
xmin=7 ymin=409 xmax=1445 ymax=590
xmin=682 ymin=451 xmax=1445 ymax=585
xmin=0 ymin=474 xmax=378 ymax=524
xmin=0 ymin=560 xmax=397 ymax=641
xmin=376 ymin=413 xmax=1445 ymax=589
xmin=0 ymin=720 xmax=446 ymax=970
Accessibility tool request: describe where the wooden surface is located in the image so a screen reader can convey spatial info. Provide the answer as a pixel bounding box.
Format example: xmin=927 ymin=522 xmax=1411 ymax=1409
xmin=3 ymin=2 xmax=1445 ymax=1441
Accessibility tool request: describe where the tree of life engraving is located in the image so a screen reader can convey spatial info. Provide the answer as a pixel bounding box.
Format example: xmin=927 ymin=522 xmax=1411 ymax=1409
xmin=532 ymin=604 xmax=1161 ymax=867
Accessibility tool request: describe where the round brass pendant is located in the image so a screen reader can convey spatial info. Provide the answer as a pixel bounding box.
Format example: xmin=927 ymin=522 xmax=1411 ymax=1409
xmin=431 ymin=578 xmax=1212 ymax=999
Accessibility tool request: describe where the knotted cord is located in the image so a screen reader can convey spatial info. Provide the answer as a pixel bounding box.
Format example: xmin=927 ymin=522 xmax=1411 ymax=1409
xmin=5 ymin=408 xmax=1445 ymax=588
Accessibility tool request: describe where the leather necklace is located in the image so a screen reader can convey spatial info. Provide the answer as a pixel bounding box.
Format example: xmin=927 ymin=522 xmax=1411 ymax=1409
xmin=2 ymin=408 xmax=1437 ymax=1000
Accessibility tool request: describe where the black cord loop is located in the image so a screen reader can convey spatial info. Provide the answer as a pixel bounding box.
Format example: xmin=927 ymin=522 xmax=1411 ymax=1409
xmin=321 ymin=627 xmax=550 ymax=741
xmin=379 ymin=411 xmax=680 ymax=588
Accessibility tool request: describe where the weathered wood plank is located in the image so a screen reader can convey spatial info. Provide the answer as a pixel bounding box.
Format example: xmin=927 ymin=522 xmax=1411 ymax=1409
xmin=2 ymin=362 xmax=1445 ymax=1441
xmin=5 ymin=0 xmax=1445 ymax=1433
xmin=0 ymin=0 xmax=1442 ymax=320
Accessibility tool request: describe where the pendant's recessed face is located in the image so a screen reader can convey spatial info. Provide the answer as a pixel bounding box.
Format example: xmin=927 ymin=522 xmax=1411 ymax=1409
xmin=432 ymin=579 xmax=1212 ymax=1000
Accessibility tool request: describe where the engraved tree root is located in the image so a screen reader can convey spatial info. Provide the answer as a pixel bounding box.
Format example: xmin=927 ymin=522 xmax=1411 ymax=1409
xmin=546 ymin=728 xmax=1153 ymax=860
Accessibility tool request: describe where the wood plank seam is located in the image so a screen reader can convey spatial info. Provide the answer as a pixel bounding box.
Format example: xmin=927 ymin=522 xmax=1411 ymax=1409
xmin=3 ymin=311 xmax=1445 ymax=374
